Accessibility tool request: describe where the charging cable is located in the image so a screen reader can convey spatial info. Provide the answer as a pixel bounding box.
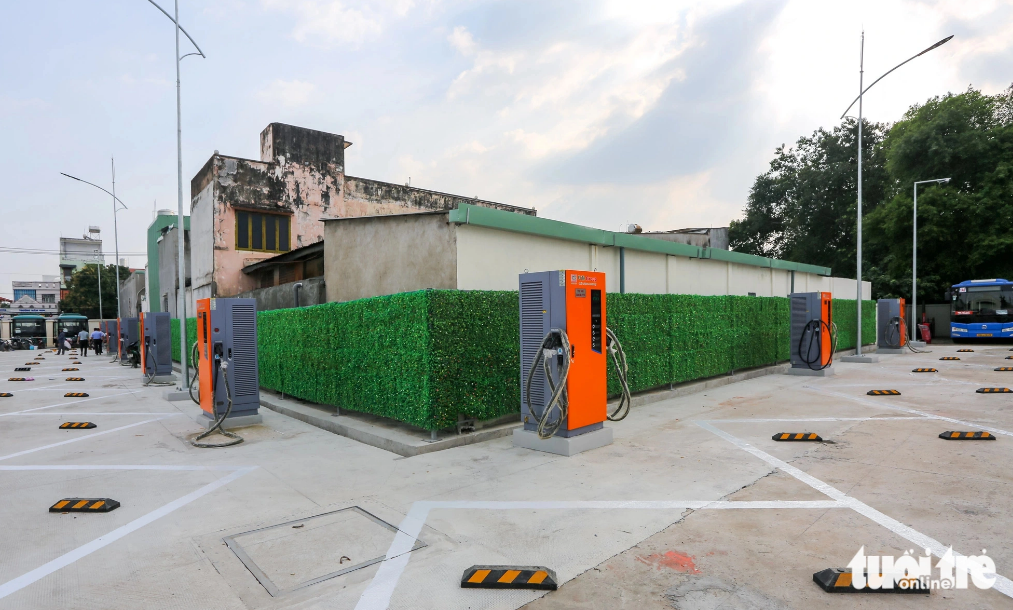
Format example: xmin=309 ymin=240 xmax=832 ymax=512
xmin=605 ymin=327 xmax=632 ymax=421
xmin=524 ymin=329 xmax=571 ymax=439
xmin=141 ymin=338 xmax=174 ymax=387
xmin=191 ymin=358 xmax=244 ymax=448
xmin=799 ymin=319 xmax=838 ymax=370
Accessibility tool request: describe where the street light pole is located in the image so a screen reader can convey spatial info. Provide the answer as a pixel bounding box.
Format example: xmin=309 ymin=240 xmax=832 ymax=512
xmin=839 ymin=32 xmax=952 ymax=360
xmin=145 ymin=0 xmax=205 ymax=391
xmin=96 ymin=255 xmax=103 ymax=321
xmin=112 ymin=157 xmax=122 ymax=323
xmin=912 ymin=178 xmax=950 ymax=342
xmin=856 ymin=32 xmax=864 ymax=356
xmin=59 ymin=172 xmax=128 ymax=325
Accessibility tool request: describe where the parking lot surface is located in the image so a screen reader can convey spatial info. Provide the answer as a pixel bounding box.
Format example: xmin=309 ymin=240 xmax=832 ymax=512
xmin=1 ymin=344 xmax=1012 ymax=609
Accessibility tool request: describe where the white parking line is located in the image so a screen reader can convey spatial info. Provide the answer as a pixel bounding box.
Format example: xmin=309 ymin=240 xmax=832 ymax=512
xmin=354 ymin=499 xmax=848 ymax=610
xmin=805 ymin=386 xmax=1013 ymax=437
xmin=0 ymin=464 xmax=250 ymax=471
xmin=0 ymin=465 xmax=257 ymax=600
xmin=9 ymin=412 xmax=184 ymax=417
xmin=696 ymin=420 xmax=1013 ymax=598
xmin=709 ymin=416 xmax=929 ymax=423
xmin=0 ymin=391 xmax=140 ymax=417
xmin=0 ymin=418 xmax=170 ymax=462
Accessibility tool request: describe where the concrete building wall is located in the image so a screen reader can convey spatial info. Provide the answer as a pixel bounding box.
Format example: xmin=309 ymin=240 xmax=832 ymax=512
xmin=189 ymin=123 xmax=536 ymax=302
xmin=343 ymin=177 xmax=533 ymax=218
xmin=157 ymin=227 xmax=191 ymax=318
xmin=235 ymin=276 xmax=326 ymax=312
xmin=324 ymin=213 xmax=458 ymax=302
xmin=146 ymin=211 xmax=188 ymax=312
xmin=455 ymin=225 xmax=596 ymax=291
xmin=118 ymin=270 xmax=146 ymax=317
xmin=323 ymin=211 xmax=871 ymax=303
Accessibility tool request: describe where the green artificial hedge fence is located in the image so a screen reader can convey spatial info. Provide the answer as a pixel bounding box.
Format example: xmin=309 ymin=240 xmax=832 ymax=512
xmin=169 ymin=318 xmax=197 ymax=368
xmin=174 ymin=291 xmax=875 ymax=431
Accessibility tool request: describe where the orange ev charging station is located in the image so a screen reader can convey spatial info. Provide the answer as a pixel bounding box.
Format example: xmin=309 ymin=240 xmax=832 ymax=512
xmin=514 ymin=270 xmax=631 ymax=456
xmin=788 ymin=291 xmax=836 ymax=376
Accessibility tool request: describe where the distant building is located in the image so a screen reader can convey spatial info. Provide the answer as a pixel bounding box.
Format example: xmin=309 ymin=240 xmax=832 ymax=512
xmin=118 ymin=269 xmax=147 ymax=317
xmin=183 ymin=122 xmax=535 ymax=309
xmin=59 ymin=227 xmax=104 ymax=292
xmin=157 ymin=223 xmax=191 ymax=318
xmin=10 ymin=278 xmax=60 ymax=314
xmin=146 ymin=210 xmax=189 ymax=313
xmin=321 ymin=205 xmax=865 ymax=302
xmin=638 ymin=227 xmax=729 ymax=250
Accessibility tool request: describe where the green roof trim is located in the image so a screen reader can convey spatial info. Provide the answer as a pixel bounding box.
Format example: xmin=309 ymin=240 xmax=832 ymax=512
xmin=449 ymin=204 xmax=831 ymax=276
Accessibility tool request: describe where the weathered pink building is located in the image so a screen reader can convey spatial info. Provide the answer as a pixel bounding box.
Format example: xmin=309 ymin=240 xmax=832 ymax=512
xmin=188 ymin=123 xmax=534 ymax=303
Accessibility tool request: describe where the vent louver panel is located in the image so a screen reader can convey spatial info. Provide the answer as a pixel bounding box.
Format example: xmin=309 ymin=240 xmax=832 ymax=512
xmin=520 ymin=281 xmax=546 ymax=410
xmin=231 ymin=303 xmax=259 ymax=397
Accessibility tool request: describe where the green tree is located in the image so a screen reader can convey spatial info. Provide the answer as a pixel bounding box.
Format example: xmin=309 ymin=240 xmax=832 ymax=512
xmin=865 ymin=86 xmax=1013 ymax=302
xmin=60 ymin=264 xmax=132 ymax=319
xmin=728 ymin=118 xmax=890 ymax=278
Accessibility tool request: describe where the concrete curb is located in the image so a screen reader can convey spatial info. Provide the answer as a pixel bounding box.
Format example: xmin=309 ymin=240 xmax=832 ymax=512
xmin=258 ymin=394 xmax=521 ymax=458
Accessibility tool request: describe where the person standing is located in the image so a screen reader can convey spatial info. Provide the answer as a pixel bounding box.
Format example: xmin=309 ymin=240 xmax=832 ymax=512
xmin=91 ymin=327 xmax=104 ymax=355
xmin=57 ymin=329 xmax=68 ymax=355
xmin=78 ymin=328 xmax=90 ymax=356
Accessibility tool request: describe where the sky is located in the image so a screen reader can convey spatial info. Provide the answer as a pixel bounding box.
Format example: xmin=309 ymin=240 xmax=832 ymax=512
xmin=1 ymin=0 xmax=1011 ymax=297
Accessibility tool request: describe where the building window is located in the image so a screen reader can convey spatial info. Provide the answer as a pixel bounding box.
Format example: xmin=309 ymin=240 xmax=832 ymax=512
xmin=41 ymin=294 xmax=55 ymax=303
xmin=236 ymin=211 xmax=291 ymax=253
xmin=13 ymin=289 xmax=36 ymax=301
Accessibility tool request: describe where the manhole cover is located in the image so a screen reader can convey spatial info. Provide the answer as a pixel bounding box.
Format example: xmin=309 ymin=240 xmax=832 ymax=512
xmin=224 ymin=506 xmax=425 ymax=596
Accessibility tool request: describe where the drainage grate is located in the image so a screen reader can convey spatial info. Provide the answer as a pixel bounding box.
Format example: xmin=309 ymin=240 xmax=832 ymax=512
xmin=223 ymin=506 xmax=425 ymax=596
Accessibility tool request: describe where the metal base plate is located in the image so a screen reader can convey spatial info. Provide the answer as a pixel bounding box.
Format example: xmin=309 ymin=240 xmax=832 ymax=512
xmin=785 ymin=366 xmax=835 ymax=377
xmin=512 ymin=427 xmax=613 ymax=456
xmin=204 ymin=413 xmax=263 ymax=429
xmin=164 ymin=390 xmax=191 ymax=402
xmin=839 ymin=355 xmax=880 ymax=363
xmin=909 ymin=340 xmax=927 ymax=348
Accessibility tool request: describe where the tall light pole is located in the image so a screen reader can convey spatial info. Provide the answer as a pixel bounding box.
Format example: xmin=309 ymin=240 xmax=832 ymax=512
xmin=60 ymin=172 xmax=128 ymax=322
xmin=95 ymin=254 xmax=103 ymax=321
xmin=912 ymin=178 xmax=950 ymax=343
xmin=145 ymin=0 xmax=205 ymax=389
xmin=111 ymin=157 xmax=122 ymax=322
xmin=839 ymin=32 xmax=952 ymax=360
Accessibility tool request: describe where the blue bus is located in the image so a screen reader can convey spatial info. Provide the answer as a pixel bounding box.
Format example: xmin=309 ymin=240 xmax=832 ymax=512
xmin=950 ymin=279 xmax=1013 ymax=339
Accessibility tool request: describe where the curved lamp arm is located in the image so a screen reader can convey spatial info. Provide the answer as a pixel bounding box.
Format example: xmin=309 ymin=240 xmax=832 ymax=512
xmin=841 ymin=35 xmax=953 ymax=119
xmin=60 ymin=173 xmax=128 ymax=210
xmin=145 ymin=0 xmax=206 ymax=59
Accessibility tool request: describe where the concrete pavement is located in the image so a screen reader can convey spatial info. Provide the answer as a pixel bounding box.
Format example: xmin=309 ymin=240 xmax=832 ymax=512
xmin=1 ymin=344 xmax=1012 ymax=609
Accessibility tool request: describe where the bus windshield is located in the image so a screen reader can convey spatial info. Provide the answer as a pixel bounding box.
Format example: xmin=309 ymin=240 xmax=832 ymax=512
xmin=952 ymin=286 xmax=1013 ymax=320
xmin=12 ymin=321 xmax=46 ymax=336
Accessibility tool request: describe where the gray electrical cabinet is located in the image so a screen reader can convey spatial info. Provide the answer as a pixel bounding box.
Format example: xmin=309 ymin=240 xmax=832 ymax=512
xmin=790 ymin=292 xmax=821 ymax=368
xmin=207 ymin=298 xmax=260 ymax=419
xmin=123 ymin=318 xmax=139 ymax=349
xmin=517 ymin=270 xmax=603 ymax=438
xmin=143 ymin=312 xmax=173 ymax=376
xmin=877 ymin=299 xmax=905 ymax=349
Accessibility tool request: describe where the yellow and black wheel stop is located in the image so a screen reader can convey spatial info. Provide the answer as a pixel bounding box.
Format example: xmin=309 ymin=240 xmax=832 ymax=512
xmin=773 ymin=432 xmax=822 ymax=441
xmin=50 ymin=498 xmax=120 ymax=513
xmin=461 ymin=565 xmax=557 ymax=590
xmin=813 ymin=568 xmax=927 ymax=593
xmin=939 ymin=431 xmax=995 ymax=440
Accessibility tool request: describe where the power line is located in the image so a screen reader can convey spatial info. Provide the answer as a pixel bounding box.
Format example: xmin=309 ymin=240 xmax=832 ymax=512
xmin=0 ymin=247 xmax=146 ymax=256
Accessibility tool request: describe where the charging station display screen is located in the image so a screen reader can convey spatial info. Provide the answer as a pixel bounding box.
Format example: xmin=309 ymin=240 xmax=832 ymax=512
xmin=591 ymin=290 xmax=602 ymax=353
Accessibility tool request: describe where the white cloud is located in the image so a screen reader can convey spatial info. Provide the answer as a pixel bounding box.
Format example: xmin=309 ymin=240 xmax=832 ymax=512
xmin=263 ymin=0 xmax=420 ymax=46
xmin=257 ymin=79 xmax=317 ymax=107
xmin=445 ymin=21 xmax=693 ymax=158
